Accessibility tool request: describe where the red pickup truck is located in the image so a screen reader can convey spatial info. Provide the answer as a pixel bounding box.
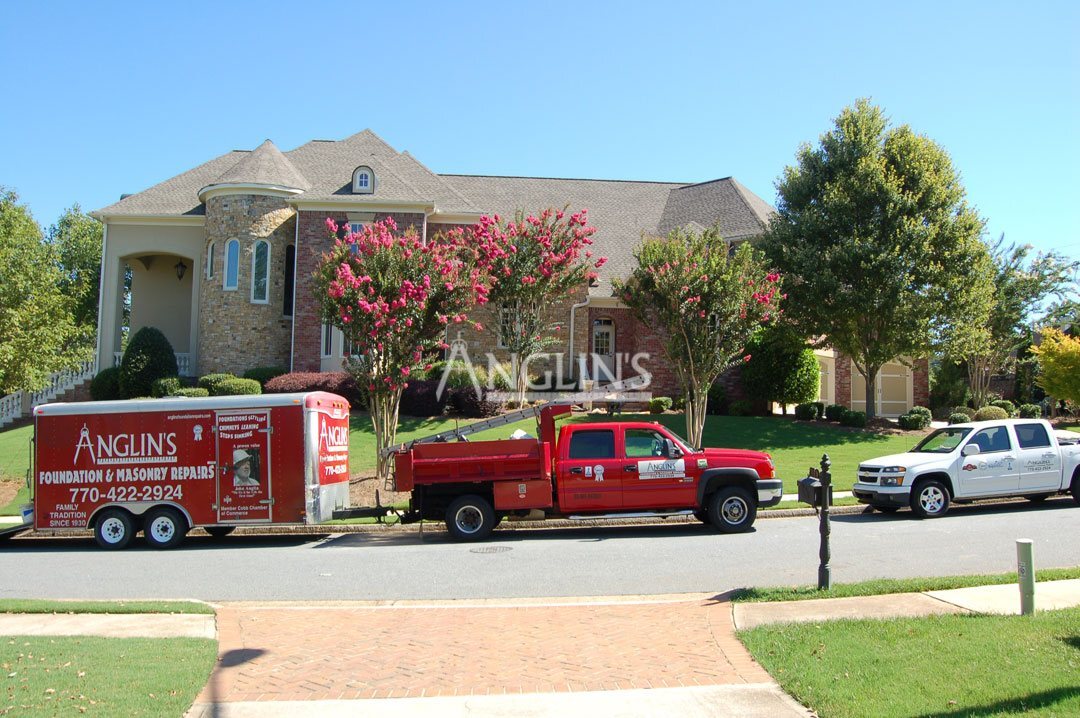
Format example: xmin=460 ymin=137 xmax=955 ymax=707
xmin=392 ymin=405 xmax=783 ymax=540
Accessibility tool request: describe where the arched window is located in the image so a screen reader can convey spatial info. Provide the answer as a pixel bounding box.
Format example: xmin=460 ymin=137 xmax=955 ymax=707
xmin=206 ymin=240 xmax=216 ymax=280
xmin=283 ymin=245 xmax=295 ymax=316
xmin=251 ymin=240 xmax=270 ymax=304
xmin=352 ymin=166 xmax=375 ymax=194
xmin=223 ymin=238 xmax=240 ymax=290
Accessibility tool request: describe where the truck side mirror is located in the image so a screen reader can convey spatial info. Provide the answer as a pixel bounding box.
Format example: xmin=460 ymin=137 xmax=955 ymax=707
xmin=664 ymin=439 xmax=681 ymax=459
xmin=961 ymin=444 xmax=980 ymax=456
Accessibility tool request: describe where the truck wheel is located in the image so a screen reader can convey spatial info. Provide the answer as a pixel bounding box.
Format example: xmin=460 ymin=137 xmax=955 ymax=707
xmin=206 ymin=526 xmax=235 ymax=539
xmin=708 ymin=487 xmax=756 ymax=533
xmin=94 ymin=509 xmax=134 ymax=550
xmin=910 ymin=479 xmax=950 ymax=519
xmin=445 ymin=495 xmax=496 ymax=541
xmin=143 ymin=507 xmax=188 ymax=550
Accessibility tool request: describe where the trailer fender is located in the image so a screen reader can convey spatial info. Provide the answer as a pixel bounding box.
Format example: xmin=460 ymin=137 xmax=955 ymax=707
xmin=87 ymin=502 xmax=193 ymax=531
xmin=696 ymin=468 xmax=761 ymax=508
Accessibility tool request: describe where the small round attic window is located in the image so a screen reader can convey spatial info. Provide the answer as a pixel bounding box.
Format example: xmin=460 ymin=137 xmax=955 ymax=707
xmin=352 ymin=166 xmax=374 ymax=194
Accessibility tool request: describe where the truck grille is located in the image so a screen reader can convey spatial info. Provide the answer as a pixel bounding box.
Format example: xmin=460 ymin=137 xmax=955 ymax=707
xmin=857 ymin=466 xmax=880 ymax=484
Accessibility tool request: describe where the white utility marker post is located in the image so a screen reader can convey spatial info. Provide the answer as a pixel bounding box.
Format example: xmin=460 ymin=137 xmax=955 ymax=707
xmin=1017 ymin=538 xmax=1035 ymax=616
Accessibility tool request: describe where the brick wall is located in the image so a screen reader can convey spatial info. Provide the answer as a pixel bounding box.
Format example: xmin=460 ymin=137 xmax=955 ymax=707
xmin=834 ymin=352 xmax=852 ymax=408
xmin=912 ymin=357 xmax=930 ymax=407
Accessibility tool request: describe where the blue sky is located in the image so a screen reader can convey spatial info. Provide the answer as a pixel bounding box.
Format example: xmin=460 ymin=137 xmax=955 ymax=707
xmin=2 ymin=1 xmax=1077 ymax=259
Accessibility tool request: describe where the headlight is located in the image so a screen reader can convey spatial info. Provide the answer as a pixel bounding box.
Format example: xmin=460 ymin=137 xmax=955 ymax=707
xmin=880 ymin=476 xmax=905 ymax=487
xmin=881 ymin=466 xmax=907 ymax=473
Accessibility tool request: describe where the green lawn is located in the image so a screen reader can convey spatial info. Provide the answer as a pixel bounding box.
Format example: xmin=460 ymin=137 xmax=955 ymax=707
xmin=1 ymin=635 xmax=215 ymax=716
xmin=739 ymin=608 xmax=1080 ymax=718
xmin=0 ymin=600 xmax=213 ymax=615
xmin=731 ymin=566 xmax=1080 ymax=603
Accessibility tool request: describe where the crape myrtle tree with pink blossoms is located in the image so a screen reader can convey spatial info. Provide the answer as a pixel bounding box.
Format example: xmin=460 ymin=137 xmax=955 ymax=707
xmin=465 ymin=208 xmax=603 ymax=406
xmin=314 ymin=218 xmax=492 ymax=479
xmin=613 ymin=226 xmax=782 ymax=450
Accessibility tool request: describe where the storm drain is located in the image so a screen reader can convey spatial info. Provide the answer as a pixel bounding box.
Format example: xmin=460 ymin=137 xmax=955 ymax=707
xmin=469 ymin=546 xmax=512 ymax=554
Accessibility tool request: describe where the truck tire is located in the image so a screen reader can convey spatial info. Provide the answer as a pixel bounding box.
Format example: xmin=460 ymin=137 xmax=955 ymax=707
xmin=445 ymin=495 xmax=496 ymax=541
xmin=707 ymin=487 xmax=756 ymax=533
xmin=144 ymin=507 xmax=188 ymax=549
xmin=910 ymin=479 xmax=950 ymax=519
xmin=206 ymin=526 xmax=236 ymax=539
xmin=94 ymin=508 xmax=135 ymax=550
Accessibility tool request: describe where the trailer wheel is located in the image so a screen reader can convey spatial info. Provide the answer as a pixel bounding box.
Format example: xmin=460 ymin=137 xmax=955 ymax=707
xmin=445 ymin=495 xmax=496 ymax=541
xmin=94 ymin=509 xmax=134 ymax=550
xmin=707 ymin=486 xmax=757 ymax=533
xmin=143 ymin=507 xmax=188 ymax=550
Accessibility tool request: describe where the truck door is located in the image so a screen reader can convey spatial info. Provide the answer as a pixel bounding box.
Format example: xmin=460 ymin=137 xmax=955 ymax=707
xmin=958 ymin=425 xmax=1018 ymax=495
xmin=557 ymin=428 xmax=623 ymax=511
xmin=621 ymin=427 xmax=694 ymax=509
xmin=215 ymin=409 xmax=274 ymax=523
xmin=1013 ymin=423 xmax=1061 ymax=492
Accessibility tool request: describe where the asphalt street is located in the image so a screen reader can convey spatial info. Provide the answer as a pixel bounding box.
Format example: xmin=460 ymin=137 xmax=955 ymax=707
xmin=2 ymin=498 xmax=1077 ymax=601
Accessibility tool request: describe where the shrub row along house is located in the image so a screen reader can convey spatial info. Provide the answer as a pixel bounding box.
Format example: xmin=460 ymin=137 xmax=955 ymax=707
xmin=92 ymin=129 xmax=927 ymax=415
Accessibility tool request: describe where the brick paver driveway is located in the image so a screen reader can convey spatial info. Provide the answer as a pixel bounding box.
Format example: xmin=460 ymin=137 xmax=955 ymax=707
xmin=198 ymin=596 xmax=772 ymax=702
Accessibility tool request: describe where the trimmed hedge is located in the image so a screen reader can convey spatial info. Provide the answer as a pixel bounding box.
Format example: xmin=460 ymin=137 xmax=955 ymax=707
xmin=729 ymin=399 xmax=754 ymax=416
xmin=898 ymin=406 xmax=932 ymax=430
xmin=949 ymin=412 xmax=971 ymax=425
xmin=648 ymin=397 xmax=673 ymax=414
xmin=151 ymin=376 xmax=182 ymax=398
xmin=119 ymin=327 xmax=178 ymax=399
xmin=400 ymin=379 xmax=449 ymax=417
xmin=263 ymin=371 xmax=363 ymax=408
xmin=173 ymin=387 xmax=210 ymax=398
xmin=794 ymin=403 xmax=819 ymax=421
xmin=824 ymin=404 xmax=847 ymax=422
xmin=90 ymin=367 xmax=122 ymax=401
xmin=1018 ymin=403 xmax=1041 ymax=419
xmin=450 ymin=386 xmax=503 ymax=418
xmin=216 ymin=377 xmax=261 ymax=396
xmin=974 ymin=406 xmax=1009 ymax=421
xmin=811 ymin=402 xmax=825 ymax=420
xmin=990 ymin=399 xmax=1016 ymax=417
xmin=840 ymin=409 xmax=867 ymax=428
xmin=952 ymin=406 xmax=976 ymax=420
xmin=243 ymin=366 xmax=287 ymax=388
xmin=198 ymin=373 xmax=236 ymax=395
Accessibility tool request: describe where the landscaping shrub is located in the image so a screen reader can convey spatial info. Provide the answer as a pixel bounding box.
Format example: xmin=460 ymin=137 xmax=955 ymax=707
xmin=672 ymin=394 xmax=686 ymax=412
xmin=824 ymin=404 xmax=847 ymax=422
xmin=898 ymin=413 xmax=929 ymax=430
xmin=399 ymin=379 xmax=448 ymax=417
xmin=929 ymin=358 xmax=969 ymax=413
xmin=740 ymin=325 xmax=820 ymax=411
xmin=151 ymin=376 xmax=182 ymax=398
xmin=793 ymin=403 xmax=818 ymax=421
xmin=1018 ymin=403 xmax=1041 ymax=419
xmin=811 ymin=402 xmax=825 ymax=420
xmin=198 ymin=373 xmax=236 ymax=395
xmin=990 ymin=399 xmax=1016 ymax=417
xmin=728 ymin=399 xmax=754 ymax=416
xmin=840 ymin=409 xmax=867 ymax=428
xmin=214 ymin=377 xmax=261 ymax=396
xmin=89 ymin=367 xmax=122 ymax=401
xmin=172 ymin=387 xmax=209 ymax=398
xmin=264 ymin=372 xmax=364 ymax=408
xmin=119 ymin=327 xmax=178 ymax=399
xmin=449 ymin=386 xmax=503 ymax=418
xmin=648 ymin=397 xmax=673 ymax=414
xmin=952 ymin=406 xmax=976 ymax=420
xmin=707 ymin=382 xmax=728 ymax=415
xmin=973 ymin=406 xmax=1008 ymax=421
xmin=908 ymin=406 xmax=932 ymax=422
xmin=949 ymin=412 xmax=972 ymax=425
xmin=243 ymin=366 xmax=287 ymax=388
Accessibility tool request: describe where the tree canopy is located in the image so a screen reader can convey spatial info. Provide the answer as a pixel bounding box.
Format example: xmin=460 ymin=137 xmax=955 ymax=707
xmin=741 ymin=323 xmax=820 ymax=412
xmin=763 ymin=99 xmax=991 ymax=417
xmin=1030 ymin=328 xmax=1080 ymax=406
xmin=48 ymin=203 xmax=103 ymax=350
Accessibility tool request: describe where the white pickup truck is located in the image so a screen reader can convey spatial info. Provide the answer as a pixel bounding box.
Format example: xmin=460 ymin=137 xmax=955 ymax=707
xmin=853 ymin=419 xmax=1080 ymax=518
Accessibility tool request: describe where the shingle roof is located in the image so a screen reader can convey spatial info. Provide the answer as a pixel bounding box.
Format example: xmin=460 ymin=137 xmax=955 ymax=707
xmin=202 ymin=139 xmax=310 ymax=194
xmin=94 ymin=130 xmax=776 ymax=295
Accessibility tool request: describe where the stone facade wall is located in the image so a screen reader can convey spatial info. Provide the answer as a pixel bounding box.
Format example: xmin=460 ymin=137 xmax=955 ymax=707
xmin=198 ymin=194 xmax=295 ymax=376
xmin=292 ymin=210 xmax=425 ymax=372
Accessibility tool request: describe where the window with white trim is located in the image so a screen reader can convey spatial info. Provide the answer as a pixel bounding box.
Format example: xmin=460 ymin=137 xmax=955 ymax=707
xmin=352 ymin=166 xmax=375 ymax=194
xmin=497 ymin=304 xmax=514 ymax=349
xmin=206 ymin=240 xmax=216 ymax=280
xmin=251 ymin=240 xmax=270 ymax=303
xmin=321 ymin=323 xmax=333 ymax=358
xmin=223 ymin=238 xmax=240 ymax=290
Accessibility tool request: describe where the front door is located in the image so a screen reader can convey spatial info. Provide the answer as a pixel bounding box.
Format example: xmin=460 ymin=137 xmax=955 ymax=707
xmin=557 ymin=428 xmax=623 ymax=511
xmin=621 ymin=427 xmax=696 ymax=509
xmin=592 ymin=319 xmax=617 ymax=384
xmin=957 ymin=425 xmax=1018 ymax=496
xmin=1013 ymin=423 xmax=1061 ymax=492
xmin=215 ymin=409 xmax=273 ymax=522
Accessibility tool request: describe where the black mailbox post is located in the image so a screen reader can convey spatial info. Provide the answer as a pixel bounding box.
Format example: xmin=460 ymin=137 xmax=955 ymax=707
xmin=798 ymin=455 xmax=833 ymax=590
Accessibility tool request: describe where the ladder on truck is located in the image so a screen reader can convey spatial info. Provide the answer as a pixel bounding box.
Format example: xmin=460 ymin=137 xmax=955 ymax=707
xmin=379 ymin=372 xmax=652 ymax=457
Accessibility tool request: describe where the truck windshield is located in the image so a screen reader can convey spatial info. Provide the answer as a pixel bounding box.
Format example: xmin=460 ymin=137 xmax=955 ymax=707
xmin=912 ymin=427 xmax=972 ymax=453
xmin=665 ymin=429 xmax=696 ymax=452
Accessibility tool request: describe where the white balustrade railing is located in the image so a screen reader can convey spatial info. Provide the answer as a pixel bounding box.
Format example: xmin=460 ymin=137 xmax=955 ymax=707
xmin=0 ymin=391 xmax=25 ymax=427
xmin=0 ymin=359 xmax=97 ymax=428
xmin=113 ymin=352 xmax=192 ymax=376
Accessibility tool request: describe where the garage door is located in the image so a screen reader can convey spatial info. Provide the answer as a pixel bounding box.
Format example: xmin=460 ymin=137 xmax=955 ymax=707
xmin=850 ymin=361 xmax=913 ymax=417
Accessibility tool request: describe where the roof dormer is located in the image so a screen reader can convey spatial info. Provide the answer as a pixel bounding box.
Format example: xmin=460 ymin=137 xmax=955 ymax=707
xmin=352 ymin=166 xmax=375 ymax=194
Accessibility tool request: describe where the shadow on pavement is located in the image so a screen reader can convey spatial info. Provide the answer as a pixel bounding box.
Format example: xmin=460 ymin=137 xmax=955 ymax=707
xmin=831 ymin=495 xmax=1076 ymax=524
xmin=0 ymin=533 xmax=328 ymax=553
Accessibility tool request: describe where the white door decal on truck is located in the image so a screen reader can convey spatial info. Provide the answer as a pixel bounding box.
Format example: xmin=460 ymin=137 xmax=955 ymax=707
xmin=638 ymin=458 xmax=686 ymax=480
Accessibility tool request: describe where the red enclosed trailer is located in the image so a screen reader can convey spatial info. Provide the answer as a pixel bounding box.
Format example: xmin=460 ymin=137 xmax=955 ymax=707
xmin=29 ymin=392 xmax=351 ymax=549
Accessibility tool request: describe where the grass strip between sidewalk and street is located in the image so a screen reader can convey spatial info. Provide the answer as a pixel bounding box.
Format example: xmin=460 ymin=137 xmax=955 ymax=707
xmin=2 ymin=635 xmax=216 ymax=716
xmin=738 ymin=607 xmax=1080 ymax=718
xmin=730 ymin=566 xmax=1080 ymax=603
xmin=0 ymin=600 xmax=213 ymax=615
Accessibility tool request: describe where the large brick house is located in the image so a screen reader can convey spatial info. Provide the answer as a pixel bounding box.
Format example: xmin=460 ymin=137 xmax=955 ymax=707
xmin=92 ymin=130 xmax=927 ymax=414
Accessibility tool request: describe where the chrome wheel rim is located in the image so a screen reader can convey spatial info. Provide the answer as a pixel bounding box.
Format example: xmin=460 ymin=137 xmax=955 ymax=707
xmin=721 ymin=496 xmax=747 ymax=524
xmin=454 ymin=506 xmax=483 ymax=534
xmin=919 ymin=487 xmax=945 ymax=514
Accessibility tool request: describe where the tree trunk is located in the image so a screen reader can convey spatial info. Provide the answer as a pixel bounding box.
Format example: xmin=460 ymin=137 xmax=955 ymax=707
xmin=685 ymin=380 xmax=708 ymax=449
xmin=864 ymin=368 xmax=879 ymax=419
xmin=371 ymin=388 xmax=404 ymax=484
